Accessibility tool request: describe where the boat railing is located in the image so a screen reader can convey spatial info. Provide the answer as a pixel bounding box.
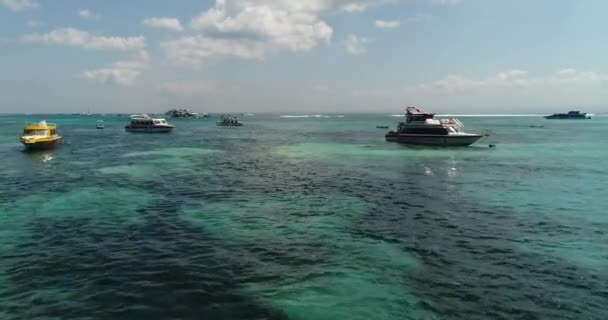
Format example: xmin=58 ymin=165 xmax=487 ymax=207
xmin=441 ymin=118 xmax=464 ymax=127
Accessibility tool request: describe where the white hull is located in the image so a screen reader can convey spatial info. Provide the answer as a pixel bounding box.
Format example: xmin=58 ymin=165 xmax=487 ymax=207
xmin=386 ymin=133 xmax=483 ymax=146
xmin=125 ymin=126 xmax=174 ymax=133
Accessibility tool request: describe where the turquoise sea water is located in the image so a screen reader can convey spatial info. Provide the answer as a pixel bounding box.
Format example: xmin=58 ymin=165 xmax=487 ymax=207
xmin=0 ymin=114 xmax=606 ymax=319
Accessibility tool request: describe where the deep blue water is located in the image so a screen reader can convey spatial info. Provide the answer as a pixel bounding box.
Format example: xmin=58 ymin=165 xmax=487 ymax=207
xmin=0 ymin=114 xmax=607 ymax=319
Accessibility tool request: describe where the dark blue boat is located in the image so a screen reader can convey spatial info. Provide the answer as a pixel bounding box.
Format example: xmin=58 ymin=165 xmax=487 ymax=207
xmin=544 ymin=111 xmax=592 ymax=119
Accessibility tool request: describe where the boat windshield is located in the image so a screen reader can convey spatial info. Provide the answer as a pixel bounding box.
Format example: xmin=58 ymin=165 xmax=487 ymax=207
xmin=23 ymin=129 xmax=49 ymax=136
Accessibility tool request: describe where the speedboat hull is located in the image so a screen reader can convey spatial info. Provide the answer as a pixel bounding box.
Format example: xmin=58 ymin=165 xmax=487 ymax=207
xmin=385 ymin=133 xmax=483 ymax=146
xmin=21 ymin=137 xmax=62 ymax=150
xmin=125 ymin=126 xmax=174 ymax=133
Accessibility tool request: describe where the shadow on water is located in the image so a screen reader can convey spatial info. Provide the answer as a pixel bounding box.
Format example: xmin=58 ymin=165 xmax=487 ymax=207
xmin=0 ymin=200 xmax=289 ymax=320
xmin=352 ymin=162 xmax=608 ymax=319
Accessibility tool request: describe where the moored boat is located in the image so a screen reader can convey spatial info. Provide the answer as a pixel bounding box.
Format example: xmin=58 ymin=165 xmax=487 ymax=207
xmin=125 ymin=114 xmax=175 ymax=133
xmin=385 ymin=107 xmax=483 ymax=146
xmin=20 ymin=120 xmax=62 ymax=150
xmin=544 ymin=110 xmax=592 ymax=119
xmin=216 ymin=115 xmax=243 ymax=126
xmin=166 ymin=108 xmax=199 ymax=118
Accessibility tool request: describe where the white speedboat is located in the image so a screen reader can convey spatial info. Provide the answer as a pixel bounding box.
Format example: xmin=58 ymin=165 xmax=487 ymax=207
xmin=125 ymin=114 xmax=175 ymax=133
xmin=385 ymin=107 xmax=483 ymax=146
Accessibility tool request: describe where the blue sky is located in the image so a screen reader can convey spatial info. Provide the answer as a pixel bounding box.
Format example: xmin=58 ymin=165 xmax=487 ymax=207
xmin=1 ymin=0 xmax=607 ymax=113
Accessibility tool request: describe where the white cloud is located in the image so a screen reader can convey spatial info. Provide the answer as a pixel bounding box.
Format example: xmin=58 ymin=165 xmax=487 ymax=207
xmin=336 ymin=68 xmax=608 ymax=112
xmin=343 ymin=3 xmax=366 ymax=12
xmin=21 ymin=28 xmax=145 ymax=51
xmin=375 ymin=20 xmax=400 ymax=29
xmin=82 ymin=68 xmax=141 ymax=86
xmin=21 ymin=28 xmax=148 ymax=86
xmin=191 ymin=0 xmax=333 ymax=51
xmin=402 ymin=68 xmax=608 ymax=110
xmin=82 ymin=51 xmax=150 ymax=86
xmin=375 ymin=14 xmax=430 ymax=29
xmin=79 ymin=9 xmax=100 ymax=20
xmin=142 ymin=17 xmax=184 ymax=32
xmin=340 ymin=0 xmax=399 ymax=13
xmin=403 ymin=13 xmax=431 ymax=23
xmin=162 ymin=0 xmax=430 ymax=65
xmin=161 ymin=36 xmax=266 ymax=66
xmin=159 ymin=81 xmax=219 ymax=96
xmin=431 ymin=0 xmax=461 ymax=5
xmin=343 ymin=34 xmax=368 ymax=55
xmin=0 ymin=0 xmax=38 ymax=11
xmin=26 ymin=20 xmax=43 ymax=27
xmin=416 ymin=69 xmax=531 ymax=92
xmin=161 ymin=0 xmax=336 ymax=65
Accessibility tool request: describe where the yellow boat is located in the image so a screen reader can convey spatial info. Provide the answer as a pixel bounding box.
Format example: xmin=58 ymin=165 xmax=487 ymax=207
xmin=20 ymin=120 xmax=62 ymax=150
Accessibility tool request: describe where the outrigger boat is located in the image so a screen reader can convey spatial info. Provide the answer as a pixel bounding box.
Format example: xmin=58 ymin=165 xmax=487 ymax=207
xmin=20 ymin=120 xmax=62 ymax=150
xmin=385 ymin=107 xmax=483 ymax=146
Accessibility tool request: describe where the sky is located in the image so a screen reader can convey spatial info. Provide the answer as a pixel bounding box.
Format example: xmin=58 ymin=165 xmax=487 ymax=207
xmin=1 ymin=0 xmax=607 ymax=114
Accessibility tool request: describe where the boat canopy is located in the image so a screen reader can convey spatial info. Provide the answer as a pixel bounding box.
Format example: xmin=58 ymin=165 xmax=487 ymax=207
xmin=405 ymin=106 xmax=436 ymax=122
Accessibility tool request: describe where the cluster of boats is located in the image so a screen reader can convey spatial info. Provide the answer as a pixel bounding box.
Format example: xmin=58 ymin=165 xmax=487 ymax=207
xmin=19 ymin=113 xmax=247 ymax=150
xmin=18 ymin=107 xmax=594 ymax=151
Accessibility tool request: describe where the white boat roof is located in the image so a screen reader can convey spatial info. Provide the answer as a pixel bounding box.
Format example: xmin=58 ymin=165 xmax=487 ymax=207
xmin=130 ymin=114 xmax=168 ymax=121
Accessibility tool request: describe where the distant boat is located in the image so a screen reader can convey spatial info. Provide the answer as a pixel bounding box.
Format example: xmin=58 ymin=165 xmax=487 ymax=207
xmin=544 ymin=111 xmax=592 ymax=119
xmin=96 ymin=120 xmax=105 ymax=129
xmin=376 ymin=125 xmax=389 ymax=129
xmin=125 ymin=114 xmax=175 ymax=133
xmin=216 ymin=115 xmax=244 ymax=126
xmin=166 ymin=108 xmax=199 ymax=118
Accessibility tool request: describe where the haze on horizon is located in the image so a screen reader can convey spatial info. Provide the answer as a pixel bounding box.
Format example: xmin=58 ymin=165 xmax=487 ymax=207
xmin=1 ymin=0 xmax=607 ymax=114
